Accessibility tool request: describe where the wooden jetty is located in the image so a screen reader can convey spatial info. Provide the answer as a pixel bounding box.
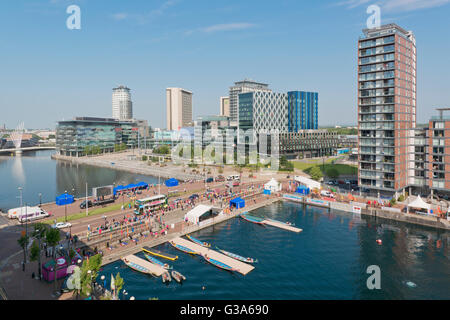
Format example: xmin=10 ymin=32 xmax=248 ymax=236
xmin=122 ymin=254 xmax=166 ymax=277
xmin=171 ymin=237 xmax=255 ymax=276
xmin=262 ymin=219 xmax=303 ymax=233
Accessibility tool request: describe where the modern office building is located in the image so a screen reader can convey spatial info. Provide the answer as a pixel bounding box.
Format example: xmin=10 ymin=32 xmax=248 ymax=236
xmin=220 ymin=97 xmax=230 ymax=117
xmin=166 ymin=88 xmax=193 ymax=131
xmin=288 ymin=91 xmax=319 ymax=130
xmin=358 ymin=23 xmax=417 ymax=197
xmin=112 ymin=85 xmax=133 ymax=120
xmin=56 ymin=117 xmax=139 ymax=157
xmin=408 ymin=108 xmax=450 ymax=198
xmin=229 ymin=79 xmax=272 ymax=124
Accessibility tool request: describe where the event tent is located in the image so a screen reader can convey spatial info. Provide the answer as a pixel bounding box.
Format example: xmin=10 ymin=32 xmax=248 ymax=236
xmin=294 ymin=175 xmax=321 ymax=190
xmin=408 ymin=196 xmax=431 ymax=211
xmin=230 ymin=197 xmax=245 ymax=209
xmin=295 ymin=186 xmax=310 ymax=195
xmin=165 ymin=178 xmax=179 ymax=187
xmin=264 ymin=178 xmax=282 ymax=193
xmin=55 ymin=193 xmax=74 ymax=206
xmin=184 ymin=204 xmax=213 ymax=224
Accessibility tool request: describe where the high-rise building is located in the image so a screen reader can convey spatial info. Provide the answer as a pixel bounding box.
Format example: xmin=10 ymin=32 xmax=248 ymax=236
xmin=220 ymin=97 xmax=230 ymax=117
xmin=358 ymin=24 xmax=416 ymax=196
xmin=229 ymin=79 xmax=272 ymax=124
xmin=166 ymin=88 xmax=193 ymax=131
xmin=112 ymin=85 xmax=133 ymax=120
xmin=288 ymin=91 xmax=319 ymax=131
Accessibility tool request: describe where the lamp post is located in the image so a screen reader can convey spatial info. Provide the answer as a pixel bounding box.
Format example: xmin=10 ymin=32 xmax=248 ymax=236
xmin=64 ymin=190 xmax=68 ymax=222
xmin=39 ymin=193 xmax=42 ymax=207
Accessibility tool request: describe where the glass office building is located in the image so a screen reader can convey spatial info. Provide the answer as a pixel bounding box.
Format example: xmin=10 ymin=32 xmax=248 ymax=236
xmin=56 ymin=117 xmax=138 ymax=157
xmin=288 ymin=91 xmax=319 ymax=131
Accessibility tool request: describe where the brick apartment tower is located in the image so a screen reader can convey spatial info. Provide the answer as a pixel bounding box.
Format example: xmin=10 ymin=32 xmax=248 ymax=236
xmin=358 ymin=24 xmax=417 ymax=197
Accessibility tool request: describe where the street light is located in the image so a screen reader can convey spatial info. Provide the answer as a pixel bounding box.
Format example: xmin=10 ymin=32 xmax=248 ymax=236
xmin=39 ymin=193 xmax=42 ymax=207
xmin=64 ymin=190 xmax=68 ymax=222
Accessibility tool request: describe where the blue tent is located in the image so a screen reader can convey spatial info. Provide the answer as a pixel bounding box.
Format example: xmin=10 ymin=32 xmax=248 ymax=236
xmin=113 ymin=185 xmax=125 ymax=195
xmin=125 ymin=184 xmax=137 ymax=190
xmin=263 ymin=189 xmax=271 ymax=195
xmin=165 ymin=178 xmax=179 ymax=187
xmin=296 ymin=186 xmax=310 ymax=195
xmin=56 ymin=193 xmax=74 ymax=206
xmin=136 ymin=182 xmax=149 ymax=189
xmin=230 ymin=197 xmax=245 ymax=209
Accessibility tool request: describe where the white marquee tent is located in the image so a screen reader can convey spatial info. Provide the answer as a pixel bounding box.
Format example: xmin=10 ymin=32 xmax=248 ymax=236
xmin=407 ymin=196 xmax=431 ymax=211
xmin=264 ymin=178 xmax=282 ymax=192
xmin=184 ymin=204 xmax=213 ymax=224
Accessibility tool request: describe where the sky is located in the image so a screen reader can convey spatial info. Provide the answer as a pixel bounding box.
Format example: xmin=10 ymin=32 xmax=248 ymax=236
xmin=1 ymin=0 xmax=450 ymax=129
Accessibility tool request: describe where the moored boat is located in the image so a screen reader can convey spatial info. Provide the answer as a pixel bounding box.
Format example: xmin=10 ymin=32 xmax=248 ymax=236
xmin=169 ymin=241 xmax=199 ymax=255
xmin=215 ymin=246 xmax=258 ymax=264
xmin=144 ymin=253 xmax=173 ymax=270
xmin=142 ymin=246 xmax=178 ymax=261
xmin=162 ymin=271 xmax=171 ymax=283
xmin=239 ymin=213 xmax=265 ymax=225
xmin=186 ymin=234 xmax=211 ymax=248
xmin=171 ymin=270 xmax=186 ymax=283
xmin=202 ymin=254 xmax=236 ymax=272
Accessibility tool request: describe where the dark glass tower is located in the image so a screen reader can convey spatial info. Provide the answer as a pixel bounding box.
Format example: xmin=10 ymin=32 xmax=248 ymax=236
xmin=288 ymin=91 xmax=319 ymax=132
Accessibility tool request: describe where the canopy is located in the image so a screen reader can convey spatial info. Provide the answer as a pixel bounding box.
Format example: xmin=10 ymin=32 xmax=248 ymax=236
xmin=136 ymin=182 xmax=149 ymax=189
xmin=295 ymin=186 xmax=310 ymax=195
xmin=165 ymin=178 xmax=179 ymax=187
xmin=55 ymin=193 xmax=74 ymax=206
xmin=125 ymin=184 xmax=137 ymax=190
xmin=294 ymin=175 xmax=321 ymax=190
xmin=230 ymin=197 xmax=245 ymax=209
xmin=264 ymin=178 xmax=281 ymax=192
xmin=408 ymin=196 xmax=431 ymax=210
xmin=184 ymin=204 xmax=213 ymax=224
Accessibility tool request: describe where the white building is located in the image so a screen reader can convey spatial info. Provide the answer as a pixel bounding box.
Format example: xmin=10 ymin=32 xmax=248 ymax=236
xmin=166 ymin=88 xmax=193 ymax=131
xmin=112 ymin=85 xmax=133 ymax=120
xmin=220 ymin=96 xmax=230 ymax=117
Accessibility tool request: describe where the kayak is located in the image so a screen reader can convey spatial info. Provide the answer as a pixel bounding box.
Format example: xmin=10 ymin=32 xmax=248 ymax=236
xmin=186 ymin=234 xmax=211 ymax=248
xmin=215 ymin=246 xmax=258 ymax=264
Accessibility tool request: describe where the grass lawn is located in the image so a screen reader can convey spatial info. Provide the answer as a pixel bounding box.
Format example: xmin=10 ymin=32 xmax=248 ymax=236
xmin=291 ymin=159 xmax=357 ymax=177
xmin=43 ymin=202 xmax=133 ymax=225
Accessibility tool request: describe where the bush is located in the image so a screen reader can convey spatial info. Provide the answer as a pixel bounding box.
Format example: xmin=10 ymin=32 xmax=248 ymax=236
xmin=390 ymin=198 xmax=397 ymax=206
xmin=142 ymin=155 xmax=148 ymax=161
xmin=309 ymin=166 xmax=323 ymax=181
xmin=397 ymin=195 xmax=405 ymax=202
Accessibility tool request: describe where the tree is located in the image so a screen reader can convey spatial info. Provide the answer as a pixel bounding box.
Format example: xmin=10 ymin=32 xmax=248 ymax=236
xmin=32 ymin=223 xmax=47 ymax=279
xmin=80 ymin=254 xmax=102 ymax=298
xmin=142 ymin=155 xmax=148 ymax=161
xmin=29 ymin=240 xmax=40 ymax=278
xmin=310 ymin=166 xmax=323 ymax=181
xmin=45 ymin=228 xmax=61 ymax=293
xmin=114 ymin=272 xmax=124 ymax=299
xmin=17 ymin=235 xmax=29 ymax=270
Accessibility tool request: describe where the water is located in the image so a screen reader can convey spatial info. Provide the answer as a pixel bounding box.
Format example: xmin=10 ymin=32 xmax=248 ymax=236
xmin=0 ymin=150 xmax=159 ymax=211
xmin=99 ymin=201 xmax=450 ymax=300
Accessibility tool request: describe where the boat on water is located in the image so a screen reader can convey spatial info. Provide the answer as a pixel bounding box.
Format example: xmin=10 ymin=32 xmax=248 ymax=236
xmin=121 ymin=257 xmax=153 ymax=275
xmin=266 ymin=218 xmax=295 ymax=226
xmin=239 ymin=213 xmax=265 ymax=225
xmin=215 ymin=246 xmax=258 ymax=264
xmin=186 ymin=234 xmax=211 ymax=248
xmin=162 ymin=271 xmax=171 ymax=283
xmin=171 ymin=270 xmax=186 ymax=283
xmin=142 ymin=246 xmax=178 ymax=261
xmin=202 ymin=254 xmax=236 ymax=272
xmin=169 ymin=241 xmax=199 ymax=255
xmin=144 ymin=253 xmax=173 ymax=270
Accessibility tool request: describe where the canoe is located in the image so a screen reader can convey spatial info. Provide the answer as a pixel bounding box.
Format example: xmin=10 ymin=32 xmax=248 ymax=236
xmin=240 ymin=213 xmax=265 ymax=225
xmin=162 ymin=271 xmax=171 ymax=283
xmin=266 ymin=218 xmax=295 ymax=226
xmin=202 ymin=254 xmax=236 ymax=272
xmin=143 ymin=253 xmax=173 ymax=270
xmin=121 ymin=257 xmax=152 ymax=275
xmin=215 ymin=246 xmax=258 ymax=264
xmin=186 ymin=234 xmax=211 ymax=248
xmin=142 ymin=246 xmax=178 ymax=261
xmin=169 ymin=241 xmax=198 ymax=255
xmin=171 ymin=270 xmax=186 ymax=283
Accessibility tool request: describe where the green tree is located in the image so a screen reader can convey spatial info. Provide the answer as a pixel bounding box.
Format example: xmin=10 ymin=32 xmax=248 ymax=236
xmin=29 ymin=240 xmax=40 ymax=278
xmin=114 ymin=272 xmax=124 ymax=299
xmin=142 ymin=155 xmax=148 ymax=161
xmin=310 ymin=166 xmax=323 ymax=181
xmin=17 ymin=235 xmax=29 ymax=270
xmin=80 ymin=254 xmax=103 ymax=298
xmin=32 ymin=223 xmax=47 ymax=279
xmin=45 ymin=228 xmax=61 ymax=293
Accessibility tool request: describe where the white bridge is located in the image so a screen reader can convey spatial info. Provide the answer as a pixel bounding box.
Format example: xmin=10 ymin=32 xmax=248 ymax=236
xmin=0 ymin=146 xmax=56 ymax=155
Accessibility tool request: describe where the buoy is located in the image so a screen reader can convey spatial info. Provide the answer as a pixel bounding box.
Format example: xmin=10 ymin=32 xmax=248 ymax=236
xmin=202 ymin=286 xmax=206 ymax=290
xmin=405 ymin=281 xmax=416 ymax=288
xmin=376 ymin=239 xmax=382 ymax=245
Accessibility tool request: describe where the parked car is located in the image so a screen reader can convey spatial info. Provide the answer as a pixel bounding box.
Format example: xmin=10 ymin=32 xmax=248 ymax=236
xmin=232 ymin=181 xmax=240 ymax=187
xmin=189 ymin=194 xmax=199 ymax=200
xmin=215 ymin=175 xmax=225 ymax=182
xmin=80 ymin=200 xmax=93 ymax=209
xmin=51 ymin=222 xmax=72 ymax=229
xmin=205 ymin=177 xmax=214 ymax=183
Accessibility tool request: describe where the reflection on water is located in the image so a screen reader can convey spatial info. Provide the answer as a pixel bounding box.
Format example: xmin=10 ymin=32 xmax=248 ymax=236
xmin=0 ymin=150 xmax=159 ymax=211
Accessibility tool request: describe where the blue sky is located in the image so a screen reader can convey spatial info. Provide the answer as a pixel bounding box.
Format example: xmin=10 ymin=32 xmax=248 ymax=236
xmin=1 ymin=0 xmax=450 ymax=129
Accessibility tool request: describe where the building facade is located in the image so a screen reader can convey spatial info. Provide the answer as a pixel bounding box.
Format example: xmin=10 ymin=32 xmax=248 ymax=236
xmin=56 ymin=117 xmax=138 ymax=157
xmin=112 ymin=86 xmax=133 ymax=120
xmin=220 ymin=97 xmax=230 ymax=117
xmin=166 ymin=88 xmax=193 ymax=131
xmin=358 ymin=23 xmax=416 ymax=196
xmin=229 ymin=79 xmax=272 ymax=124
xmin=288 ymin=91 xmax=319 ymax=131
